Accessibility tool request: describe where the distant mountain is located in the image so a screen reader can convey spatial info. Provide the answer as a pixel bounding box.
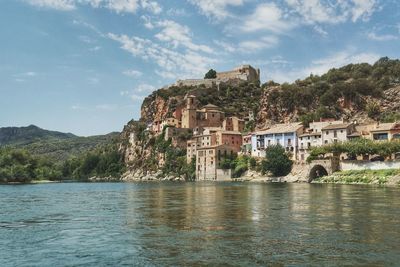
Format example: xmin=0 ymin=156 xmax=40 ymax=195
xmin=0 ymin=125 xmax=120 ymax=162
xmin=0 ymin=125 xmax=76 ymax=146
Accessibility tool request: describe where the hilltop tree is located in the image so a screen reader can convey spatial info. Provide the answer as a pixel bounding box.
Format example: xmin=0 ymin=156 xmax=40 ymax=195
xmin=204 ymin=69 xmax=217 ymax=79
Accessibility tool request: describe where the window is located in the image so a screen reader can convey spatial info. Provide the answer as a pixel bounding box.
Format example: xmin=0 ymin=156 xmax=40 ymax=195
xmin=334 ymin=130 xmax=337 ymax=138
xmin=326 ymin=131 xmax=329 ymax=135
xmin=288 ymin=138 xmax=292 ymax=145
xmin=324 ymin=140 xmax=328 ymax=144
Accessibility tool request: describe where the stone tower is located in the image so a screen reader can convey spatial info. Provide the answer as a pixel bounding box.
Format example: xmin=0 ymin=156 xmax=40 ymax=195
xmin=181 ymin=94 xmax=197 ymax=129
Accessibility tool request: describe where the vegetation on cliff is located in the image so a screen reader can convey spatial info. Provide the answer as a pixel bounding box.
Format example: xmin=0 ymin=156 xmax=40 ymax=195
xmin=141 ymin=81 xmax=262 ymax=127
xmin=120 ymin=122 xmax=195 ymax=180
xmin=259 ymin=57 xmax=400 ymax=127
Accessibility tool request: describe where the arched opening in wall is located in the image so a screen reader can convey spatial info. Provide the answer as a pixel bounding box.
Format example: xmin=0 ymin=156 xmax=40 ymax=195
xmin=308 ymin=165 xmax=328 ymax=182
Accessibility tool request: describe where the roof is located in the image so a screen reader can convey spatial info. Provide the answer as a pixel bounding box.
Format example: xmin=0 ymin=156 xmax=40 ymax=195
xmin=299 ymin=132 xmax=322 ymax=137
xmin=370 ymin=123 xmax=394 ymax=132
xmin=347 ymin=132 xmax=361 ymax=137
xmin=202 ymin=103 xmax=219 ymax=109
xmin=218 ymin=130 xmax=242 ymax=135
xmin=322 ymin=123 xmax=352 ymax=130
xmin=255 ymin=122 xmax=303 ymax=135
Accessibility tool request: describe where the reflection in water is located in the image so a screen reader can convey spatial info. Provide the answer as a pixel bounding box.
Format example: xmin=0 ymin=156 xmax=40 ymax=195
xmin=0 ymin=182 xmax=400 ymax=266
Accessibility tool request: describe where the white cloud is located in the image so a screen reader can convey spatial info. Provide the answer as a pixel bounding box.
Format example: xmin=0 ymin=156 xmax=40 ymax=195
xmin=136 ymin=83 xmax=155 ymax=92
xmin=89 ymin=46 xmax=102 ymax=51
xmin=238 ymin=36 xmax=279 ymax=51
xmin=25 ymin=0 xmax=76 ymax=10
xmin=313 ymin=25 xmax=328 ymax=37
xmin=141 ymin=15 xmax=154 ymax=29
xmin=140 ymin=0 xmax=162 ymax=14
xmin=154 ymin=20 xmax=213 ymax=53
xmin=213 ymin=40 xmax=236 ymax=53
xmin=367 ymin=32 xmax=398 ymax=41
xmin=26 ymin=0 xmax=162 ymax=14
xmin=350 ymin=0 xmax=376 ymax=22
xmin=102 ymin=0 xmax=140 ymax=13
xmin=108 ymin=33 xmax=216 ymax=79
xmin=123 ymin=69 xmax=142 ymax=77
xmin=188 ymin=0 xmax=244 ymax=20
xmin=88 ymin=77 xmax=99 ymax=84
xmin=284 ymin=0 xmax=377 ymax=25
xmin=268 ymin=50 xmax=380 ymax=83
xmin=241 ymin=3 xmax=293 ymax=34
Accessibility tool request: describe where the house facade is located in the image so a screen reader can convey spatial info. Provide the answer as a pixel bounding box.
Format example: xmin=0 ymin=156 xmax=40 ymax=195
xmin=196 ymin=144 xmax=234 ymax=181
xmin=251 ymin=122 xmax=303 ymax=160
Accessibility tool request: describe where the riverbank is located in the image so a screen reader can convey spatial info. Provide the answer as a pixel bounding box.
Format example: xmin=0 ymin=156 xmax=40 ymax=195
xmin=311 ymin=169 xmax=400 ymax=185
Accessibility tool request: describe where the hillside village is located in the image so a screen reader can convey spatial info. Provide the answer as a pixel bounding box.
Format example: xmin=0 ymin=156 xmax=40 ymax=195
xmin=123 ymin=64 xmax=400 ymax=181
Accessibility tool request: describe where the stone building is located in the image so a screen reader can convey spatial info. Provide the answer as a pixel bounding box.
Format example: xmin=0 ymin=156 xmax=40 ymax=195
xmin=370 ymin=122 xmax=400 ymax=141
xmin=186 ymin=129 xmax=217 ymax=163
xmin=222 ymin=116 xmax=245 ymax=132
xmin=298 ymin=120 xmax=344 ymax=161
xmin=181 ymin=94 xmax=225 ymax=129
xmin=215 ymin=130 xmax=243 ymax=153
xmin=216 ymin=65 xmax=260 ymax=83
xmin=196 ymin=144 xmax=234 ymax=181
xmin=171 ymin=65 xmax=260 ymax=88
xmin=321 ymin=123 xmax=355 ymax=144
xmin=161 ymin=117 xmax=181 ymax=129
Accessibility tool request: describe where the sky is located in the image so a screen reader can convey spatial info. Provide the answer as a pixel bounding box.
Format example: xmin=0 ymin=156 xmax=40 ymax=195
xmin=1 ymin=0 xmax=400 ymax=136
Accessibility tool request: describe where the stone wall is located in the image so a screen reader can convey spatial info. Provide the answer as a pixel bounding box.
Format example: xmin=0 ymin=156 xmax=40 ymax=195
xmin=340 ymin=160 xmax=400 ymax=171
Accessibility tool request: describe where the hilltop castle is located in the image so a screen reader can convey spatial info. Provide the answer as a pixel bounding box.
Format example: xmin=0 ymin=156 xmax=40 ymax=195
xmin=173 ymin=65 xmax=260 ymax=88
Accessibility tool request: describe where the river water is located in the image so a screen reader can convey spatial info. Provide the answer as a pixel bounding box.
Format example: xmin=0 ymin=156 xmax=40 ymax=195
xmin=0 ymin=182 xmax=399 ymax=266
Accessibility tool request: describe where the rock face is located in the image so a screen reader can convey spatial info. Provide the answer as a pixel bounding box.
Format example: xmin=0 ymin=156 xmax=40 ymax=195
xmin=256 ymin=85 xmax=400 ymax=130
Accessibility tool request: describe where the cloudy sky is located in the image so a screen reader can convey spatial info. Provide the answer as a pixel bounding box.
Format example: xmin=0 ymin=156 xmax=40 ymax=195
xmin=1 ymin=0 xmax=400 ymax=136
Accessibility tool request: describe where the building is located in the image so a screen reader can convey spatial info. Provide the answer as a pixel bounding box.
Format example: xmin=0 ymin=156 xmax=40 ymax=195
xmin=298 ymin=120 xmax=344 ymax=161
xmin=196 ymin=144 xmax=235 ymax=180
xmin=181 ymin=94 xmax=197 ymax=129
xmin=171 ymin=65 xmax=260 ymax=88
xmin=223 ymin=116 xmax=245 ymax=132
xmin=216 ymin=65 xmax=260 ymax=83
xmin=241 ymin=133 xmax=252 ymax=155
xmin=161 ymin=117 xmax=181 ymax=129
xmin=215 ymin=130 xmax=243 ymax=153
xmin=251 ymin=122 xmax=303 ymax=159
xmin=181 ymin=94 xmax=225 ymax=129
xmin=186 ymin=128 xmax=242 ymax=163
xmin=321 ymin=123 xmax=355 ymax=144
xmin=370 ymin=122 xmax=399 ymax=141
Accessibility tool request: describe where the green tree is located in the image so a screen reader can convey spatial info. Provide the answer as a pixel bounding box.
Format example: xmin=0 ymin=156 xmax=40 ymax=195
xmin=204 ymin=69 xmax=217 ymax=79
xmin=261 ymin=145 xmax=293 ymax=176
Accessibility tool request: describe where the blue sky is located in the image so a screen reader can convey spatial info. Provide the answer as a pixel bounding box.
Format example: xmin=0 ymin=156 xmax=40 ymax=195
xmin=1 ymin=0 xmax=400 ymax=136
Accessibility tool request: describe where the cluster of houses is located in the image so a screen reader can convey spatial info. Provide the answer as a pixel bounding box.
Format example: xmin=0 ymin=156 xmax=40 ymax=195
xmin=147 ymin=92 xmax=400 ymax=181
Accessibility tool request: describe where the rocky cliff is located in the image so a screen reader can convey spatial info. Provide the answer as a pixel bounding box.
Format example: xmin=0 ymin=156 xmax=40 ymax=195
xmin=120 ymin=57 xmax=400 ymax=179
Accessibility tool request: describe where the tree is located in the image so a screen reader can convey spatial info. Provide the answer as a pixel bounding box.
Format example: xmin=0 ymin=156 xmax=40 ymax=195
xmin=261 ymin=145 xmax=293 ymax=176
xmin=204 ymin=69 xmax=217 ymax=79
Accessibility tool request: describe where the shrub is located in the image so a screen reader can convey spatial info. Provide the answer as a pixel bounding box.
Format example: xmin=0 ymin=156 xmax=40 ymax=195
xmin=261 ymin=145 xmax=293 ymax=176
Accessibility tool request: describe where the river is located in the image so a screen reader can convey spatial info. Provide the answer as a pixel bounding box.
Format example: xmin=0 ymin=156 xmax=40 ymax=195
xmin=0 ymin=182 xmax=399 ymax=266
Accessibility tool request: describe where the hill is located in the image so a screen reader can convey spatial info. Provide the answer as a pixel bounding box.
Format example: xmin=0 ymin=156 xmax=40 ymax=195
xmin=0 ymin=125 xmax=120 ymax=162
xmin=0 ymin=125 xmax=76 ymax=145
